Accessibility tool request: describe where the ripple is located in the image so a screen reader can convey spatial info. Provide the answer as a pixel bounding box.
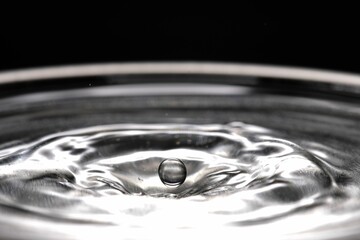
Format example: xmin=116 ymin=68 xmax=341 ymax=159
xmin=0 ymin=77 xmax=360 ymax=239
xmin=0 ymin=123 xmax=341 ymax=227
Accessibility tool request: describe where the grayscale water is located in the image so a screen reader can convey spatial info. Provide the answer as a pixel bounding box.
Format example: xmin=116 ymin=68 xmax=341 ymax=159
xmin=0 ymin=72 xmax=360 ymax=239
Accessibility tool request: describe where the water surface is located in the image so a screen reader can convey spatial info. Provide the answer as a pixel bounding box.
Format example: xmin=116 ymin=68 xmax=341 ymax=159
xmin=0 ymin=75 xmax=359 ymax=239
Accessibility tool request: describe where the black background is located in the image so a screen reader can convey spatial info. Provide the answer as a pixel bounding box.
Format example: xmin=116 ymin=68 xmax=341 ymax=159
xmin=1 ymin=4 xmax=359 ymax=74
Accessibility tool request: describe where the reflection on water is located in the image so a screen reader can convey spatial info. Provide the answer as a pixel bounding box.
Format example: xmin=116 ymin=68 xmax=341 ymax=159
xmin=0 ymin=80 xmax=359 ymax=239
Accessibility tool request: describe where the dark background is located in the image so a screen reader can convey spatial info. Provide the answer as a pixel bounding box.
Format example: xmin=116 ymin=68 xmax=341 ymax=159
xmin=1 ymin=5 xmax=359 ymax=74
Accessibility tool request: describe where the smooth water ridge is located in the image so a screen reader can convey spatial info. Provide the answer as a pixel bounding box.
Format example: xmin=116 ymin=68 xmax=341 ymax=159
xmin=0 ymin=77 xmax=360 ymax=239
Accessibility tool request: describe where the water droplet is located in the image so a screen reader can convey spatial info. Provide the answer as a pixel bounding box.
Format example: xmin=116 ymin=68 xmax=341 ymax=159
xmin=158 ymin=158 xmax=187 ymax=187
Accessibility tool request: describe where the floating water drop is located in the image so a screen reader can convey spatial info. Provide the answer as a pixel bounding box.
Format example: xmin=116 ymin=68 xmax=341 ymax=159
xmin=158 ymin=158 xmax=187 ymax=187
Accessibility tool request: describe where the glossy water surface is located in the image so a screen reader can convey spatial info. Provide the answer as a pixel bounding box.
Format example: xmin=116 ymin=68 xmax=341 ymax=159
xmin=0 ymin=79 xmax=359 ymax=240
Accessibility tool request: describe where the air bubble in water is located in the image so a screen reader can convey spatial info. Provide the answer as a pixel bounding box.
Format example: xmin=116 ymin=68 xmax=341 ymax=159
xmin=158 ymin=158 xmax=187 ymax=187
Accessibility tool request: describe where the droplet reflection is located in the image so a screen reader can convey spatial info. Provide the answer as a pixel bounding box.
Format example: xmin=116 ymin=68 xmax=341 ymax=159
xmin=158 ymin=158 xmax=187 ymax=187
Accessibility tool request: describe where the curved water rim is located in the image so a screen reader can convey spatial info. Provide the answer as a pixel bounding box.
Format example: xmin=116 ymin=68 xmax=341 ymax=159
xmin=0 ymin=62 xmax=359 ymax=86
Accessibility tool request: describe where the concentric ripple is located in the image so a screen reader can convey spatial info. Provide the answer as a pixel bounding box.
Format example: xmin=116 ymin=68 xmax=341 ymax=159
xmin=0 ymin=123 xmax=343 ymax=227
xmin=0 ymin=78 xmax=359 ymax=240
